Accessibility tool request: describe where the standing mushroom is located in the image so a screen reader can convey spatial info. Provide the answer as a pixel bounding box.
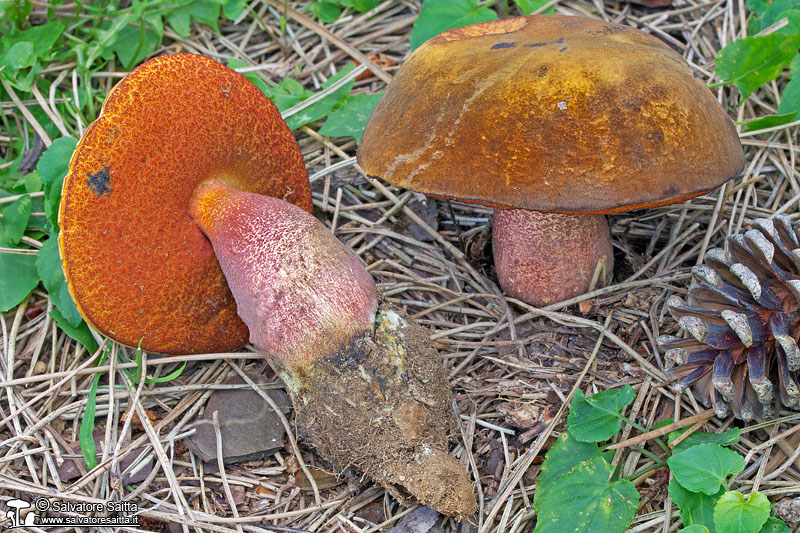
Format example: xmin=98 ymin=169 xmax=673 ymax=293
xmin=59 ymin=54 xmax=475 ymax=519
xmin=357 ymin=15 xmax=745 ymax=306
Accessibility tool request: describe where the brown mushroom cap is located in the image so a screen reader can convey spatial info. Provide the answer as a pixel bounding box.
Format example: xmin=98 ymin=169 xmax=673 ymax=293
xmin=59 ymin=54 xmax=311 ymax=355
xmin=357 ymin=15 xmax=745 ymax=213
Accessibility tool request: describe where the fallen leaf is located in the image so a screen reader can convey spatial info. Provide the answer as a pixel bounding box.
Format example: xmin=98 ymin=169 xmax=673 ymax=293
xmin=355 ymin=502 xmax=386 ymax=525
xmin=405 ymin=194 xmax=438 ymax=242
xmin=121 ymin=408 xmax=156 ymax=431
xmin=294 ymin=467 xmax=342 ymax=492
xmin=386 ymin=505 xmax=439 ymax=533
xmin=354 ymin=53 xmax=397 ymax=80
xmin=184 ymin=373 xmax=291 ymax=464
xmin=58 ymin=432 xmax=152 ymax=484
xmin=256 ymin=483 xmax=274 ymax=496
xmin=494 ymin=322 xmax=535 ymax=358
xmin=497 ymin=402 xmax=540 ymax=429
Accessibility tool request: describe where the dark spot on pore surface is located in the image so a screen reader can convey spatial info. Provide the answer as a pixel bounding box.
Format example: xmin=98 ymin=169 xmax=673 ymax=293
xmin=87 ymin=166 xmax=112 ymax=197
xmin=559 ymin=46 xmax=568 ymax=52
xmin=491 ymin=42 xmax=515 ymax=49
xmin=527 ymin=42 xmax=547 ymax=48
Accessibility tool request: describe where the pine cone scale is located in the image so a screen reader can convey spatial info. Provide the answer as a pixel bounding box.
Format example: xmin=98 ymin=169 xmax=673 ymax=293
xmin=661 ymin=215 xmax=800 ymax=420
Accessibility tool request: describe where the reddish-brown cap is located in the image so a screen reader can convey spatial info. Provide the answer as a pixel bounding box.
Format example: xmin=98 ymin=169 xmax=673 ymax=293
xmin=59 ymin=54 xmax=311 ymax=354
xmin=357 ymin=15 xmax=745 ymax=213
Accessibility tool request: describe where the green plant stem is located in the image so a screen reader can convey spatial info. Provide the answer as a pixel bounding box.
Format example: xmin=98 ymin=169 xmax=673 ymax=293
xmin=82 ymin=71 xmax=95 ymax=117
xmin=615 ymin=413 xmax=671 ymax=455
xmin=628 ymin=446 xmax=667 ymax=470
xmin=624 ymin=461 xmax=666 ymax=482
xmin=616 ymin=413 xmax=647 ymax=434
xmin=708 ymin=80 xmax=731 ymax=88
xmin=62 ymin=32 xmax=91 ymax=46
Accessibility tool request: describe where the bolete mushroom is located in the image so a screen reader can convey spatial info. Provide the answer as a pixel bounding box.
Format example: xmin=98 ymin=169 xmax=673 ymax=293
xmin=357 ymin=15 xmax=745 ymax=306
xmin=59 ymin=54 xmax=476 ymax=519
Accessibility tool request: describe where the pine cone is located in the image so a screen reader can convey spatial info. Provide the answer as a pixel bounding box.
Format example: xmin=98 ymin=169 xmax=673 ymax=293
xmin=660 ymin=216 xmax=800 ymax=421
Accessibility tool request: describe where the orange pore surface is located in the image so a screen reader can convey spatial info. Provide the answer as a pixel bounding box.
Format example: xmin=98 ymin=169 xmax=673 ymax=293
xmin=59 ymin=54 xmax=311 ymax=355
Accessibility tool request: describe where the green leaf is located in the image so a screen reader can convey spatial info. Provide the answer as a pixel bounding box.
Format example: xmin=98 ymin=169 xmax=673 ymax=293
xmin=37 ymin=234 xmax=82 ymax=327
xmin=319 ymin=91 xmax=383 ymax=143
xmin=133 ymin=338 xmax=144 ymax=384
xmin=567 ymin=385 xmax=636 ymax=443
xmin=514 ymin=0 xmax=556 ymax=14
xmin=1 ymin=0 xmax=33 ymax=29
xmin=680 ymin=526 xmax=710 ymax=533
xmin=534 ymin=434 xmax=639 ymax=533
xmin=79 ymin=343 xmax=110 ymax=469
xmin=0 ymin=19 xmax=64 ymax=90
xmin=83 ymin=13 xmax=135 ymax=69
xmin=716 ymin=27 xmax=800 ymax=100
xmin=742 ymin=112 xmax=798 ymax=132
xmin=341 ymin=0 xmax=381 ymax=12
xmin=21 ymin=170 xmax=42 ymax=194
xmin=409 ymin=0 xmax=498 ymax=50
xmin=50 ymin=307 xmax=99 ymax=354
xmin=745 ymin=0 xmax=772 ymax=18
xmin=746 ymin=0 xmax=800 ymax=34
xmin=23 ymin=20 xmax=65 ymax=58
xmin=263 ymin=77 xmax=315 ymax=113
xmin=146 ymin=361 xmax=187 ymax=383
xmin=37 ymin=137 xmax=78 ymax=231
xmin=166 ymin=0 xmax=221 ymax=36
xmin=669 ymin=478 xmax=725 ymax=533
xmin=713 ymin=491 xmax=770 ymax=533
xmin=223 ymin=0 xmax=248 ymax=20
xmin=652 ymin=418 xmax=675 ymax=429
xmin=108 ymin=16 xmax=162 ymax=70
xmin=668 ymin=427 xmax=740 ymax=455
xmin=759 ymin=517 xmax=791 ymax=533
xmin=262 ymin=65 xmax=359 ymax=130
xmin=284 ymin=64 xmax=357 ymax=130
xmin=668 ymin=444 xmax=745 ymax=495
xmin=0 ymin=195 xmax=32 ymax=247
xmin=789 ymin=53 xmax=800 ymax=78
xmin=4 ymin=41 xmax=35 ymax=70
xmin=0 ymin=253 xmax=38 ymax=312
xmin=166 ymin=10 xmax=191 ymax=37
xmin=536 ymin=433 xmax=606 ymax=499
xmin=778 ymin=75 xmax=800 ymax=115
xmin=227 ymin=58 xmax=270 ymax=95
xmin=308 ymin=0 xmax=343 ymax=23
xmin=1 ymin=20 xmax=65 ymax=59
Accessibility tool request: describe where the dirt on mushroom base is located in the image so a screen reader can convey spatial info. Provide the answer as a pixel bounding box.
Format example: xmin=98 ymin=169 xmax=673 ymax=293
xmin=283 ymin=303 xmax=476 ymax=520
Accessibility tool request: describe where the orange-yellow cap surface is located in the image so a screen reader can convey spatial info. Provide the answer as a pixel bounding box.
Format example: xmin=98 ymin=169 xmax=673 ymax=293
xmin=357 ymin=15 xmax=745 ymax=213
xmin=59 ymin=53 xmax=312 ymax=354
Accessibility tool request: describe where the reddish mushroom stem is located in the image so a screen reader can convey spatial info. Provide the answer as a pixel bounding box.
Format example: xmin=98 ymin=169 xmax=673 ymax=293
xmin=492 ymin=208 xmax=613 ymax=306
xmin=189 ymin=180 xmax=377 ymax=372
xmin=189 ymin=181 xmax=477 ymax=519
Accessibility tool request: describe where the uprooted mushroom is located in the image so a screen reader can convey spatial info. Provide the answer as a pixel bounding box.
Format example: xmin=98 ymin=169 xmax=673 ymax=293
xmin=58 ymin=53 xmax=475 ymax=519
